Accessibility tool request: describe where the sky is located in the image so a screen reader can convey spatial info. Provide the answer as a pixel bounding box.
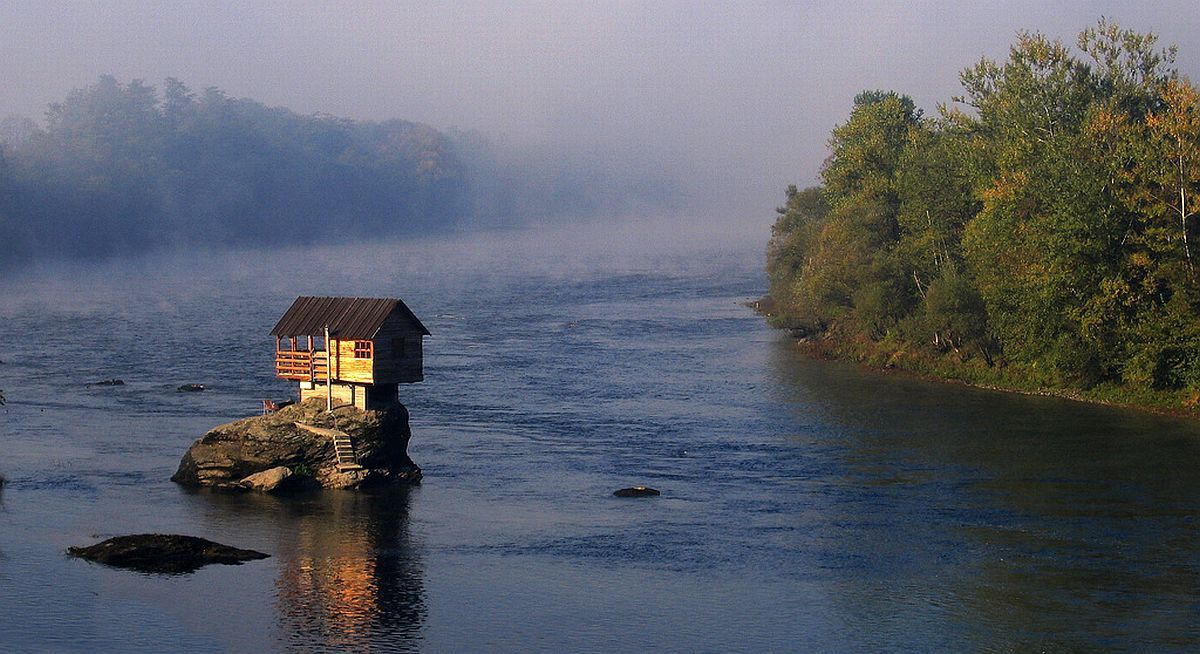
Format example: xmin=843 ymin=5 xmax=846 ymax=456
xmin=3 ymin=1 xmax=1200 ymax=220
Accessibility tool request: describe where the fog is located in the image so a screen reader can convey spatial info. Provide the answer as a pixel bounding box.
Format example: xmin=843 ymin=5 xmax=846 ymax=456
xmin=4 ymin=1 xmax=1200 ymax=234
xmin=0 ymin=216 xmax=765 ymax=322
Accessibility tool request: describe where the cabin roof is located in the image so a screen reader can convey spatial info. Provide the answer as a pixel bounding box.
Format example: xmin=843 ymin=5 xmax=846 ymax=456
xmin=271 ymin=296 xmax=430 ymax=339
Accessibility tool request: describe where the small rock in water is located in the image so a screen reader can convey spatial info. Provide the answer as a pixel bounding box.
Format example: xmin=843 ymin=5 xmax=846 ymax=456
xmin=613 ymin=486 xmax=661 ymax=498
xmin=239 ymin=466 xmax=299 ymax=492
xmin=67 ymin=534 xmax=269 ymax=574
xmin=90 ymin=379 xmax=125 ymax=387
xmin=177 ymin=383 xmax=206 ymax=392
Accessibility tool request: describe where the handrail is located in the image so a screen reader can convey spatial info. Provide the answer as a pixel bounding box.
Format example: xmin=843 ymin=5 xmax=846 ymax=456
xmin=275 ymin=349 xmax=331 ymax=381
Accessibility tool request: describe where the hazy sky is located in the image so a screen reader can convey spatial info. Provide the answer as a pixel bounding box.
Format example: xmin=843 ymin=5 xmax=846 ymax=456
xmin=4 ymin=1 xmax=1200 ymax=217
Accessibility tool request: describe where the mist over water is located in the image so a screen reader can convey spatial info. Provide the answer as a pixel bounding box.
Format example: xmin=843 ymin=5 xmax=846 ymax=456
xmin=0 ymin=214 xmax=768 ymax=315
xmin=4 ymin=3 xmax=1200 ymax=648
xmin=2 ymin=224 xmax=1200 ymax=651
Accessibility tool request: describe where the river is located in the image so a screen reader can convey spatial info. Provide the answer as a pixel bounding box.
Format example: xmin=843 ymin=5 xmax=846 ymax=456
xmin=1 ymin=221 xmax=1199 ymax=652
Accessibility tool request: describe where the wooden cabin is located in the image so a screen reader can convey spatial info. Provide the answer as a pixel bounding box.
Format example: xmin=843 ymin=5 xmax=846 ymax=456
xmin=272 ymin=296 xmax=429 ymax=410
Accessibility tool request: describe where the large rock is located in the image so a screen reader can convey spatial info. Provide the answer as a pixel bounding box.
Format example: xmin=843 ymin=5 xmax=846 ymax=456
xmin=172 ymin=398 xmax=421 ymax=490
xmin=68 ymin=534 xmax=269 ymax=574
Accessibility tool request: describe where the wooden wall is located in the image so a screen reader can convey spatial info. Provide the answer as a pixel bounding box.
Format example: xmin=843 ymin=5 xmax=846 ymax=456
xmin=330 ymin=338 xmax=374 ymax=384
xmin=372 ymin=318 xmax=424 ymax=384
xmin=309 ymin=311 xmax=425 ymax=386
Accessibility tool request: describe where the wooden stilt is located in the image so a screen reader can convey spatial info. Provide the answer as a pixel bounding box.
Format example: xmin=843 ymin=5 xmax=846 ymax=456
xmin=324 ymin=325 xmax=332 ymax=412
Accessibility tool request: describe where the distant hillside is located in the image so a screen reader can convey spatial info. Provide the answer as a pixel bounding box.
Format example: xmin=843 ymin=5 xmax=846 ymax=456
xmin=0 ymin=76 xmax=678 ymax=267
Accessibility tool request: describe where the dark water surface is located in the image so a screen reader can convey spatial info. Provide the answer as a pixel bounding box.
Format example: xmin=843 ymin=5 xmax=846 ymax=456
xmin=2 ymin=224 xmax=1199 ymax=652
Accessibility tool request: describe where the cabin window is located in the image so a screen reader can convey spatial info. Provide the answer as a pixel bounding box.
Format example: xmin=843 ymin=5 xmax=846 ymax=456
xmin=391 ymin=338 xmax=406 ymax=357
xmin=353 ymin=340 xmax=372 ymax=359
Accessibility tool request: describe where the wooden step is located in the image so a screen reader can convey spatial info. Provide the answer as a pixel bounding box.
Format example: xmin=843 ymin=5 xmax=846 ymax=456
xmin=295 ymin=422 xmax=363 ymax=470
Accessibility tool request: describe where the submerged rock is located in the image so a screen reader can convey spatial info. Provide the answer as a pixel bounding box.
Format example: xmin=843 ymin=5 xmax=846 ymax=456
xmin=67 ymin=534 xmax=269 ymax=574
xmin=89 ymin=379 xmax=125 ymax=387
xmin=172 ymin=398 xmax=421 ymax=490
xmin=613 ymin=486 xmax=661 ymax=497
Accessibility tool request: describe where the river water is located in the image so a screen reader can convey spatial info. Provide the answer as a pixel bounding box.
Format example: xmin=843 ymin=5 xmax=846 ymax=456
xmin=1 ymin=222 xmax=1199 ymax=652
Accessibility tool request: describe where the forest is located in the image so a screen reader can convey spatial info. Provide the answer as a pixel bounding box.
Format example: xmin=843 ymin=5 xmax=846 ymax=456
xmin=0 ymin=76 xmax=674 ymax=268
xmin=766 ymin=21 xmax=1200 ymax=411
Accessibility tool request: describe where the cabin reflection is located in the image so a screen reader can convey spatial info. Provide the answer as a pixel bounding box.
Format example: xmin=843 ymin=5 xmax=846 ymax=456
xmin=192 ymin=487 xmax=426 ymax=650
xmin=270 ymin=489 xmax=424 ymax=650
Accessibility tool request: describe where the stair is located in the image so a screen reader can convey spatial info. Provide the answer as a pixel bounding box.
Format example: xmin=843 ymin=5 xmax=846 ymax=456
xmin=294 ymin=422 xmax=363 ymax=471
xmin=332 ymin=433 xmax=362 ymax=471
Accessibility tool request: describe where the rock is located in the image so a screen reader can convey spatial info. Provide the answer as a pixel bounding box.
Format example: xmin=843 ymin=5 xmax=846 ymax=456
xmin=172 ymin=398 xmax=421 ymax=490
xmin=90 ymin=379 xmax=125 ymax=387
xmin=177 ymin=383 xmax=206 ymax=392
xmin=613 ymin=486 xmax=661 ymax=497
xmin=239 ymin=466 xmax=295 ymax=492
xmin=67 ymin=534 xmax=269 ymax=574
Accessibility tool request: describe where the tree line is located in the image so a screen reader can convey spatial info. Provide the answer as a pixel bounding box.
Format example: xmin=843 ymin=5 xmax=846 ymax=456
xmin=0 ymin=76 xmax=675 ymax=268
xmin=766 ymin=21 xmax=1200 ymax=405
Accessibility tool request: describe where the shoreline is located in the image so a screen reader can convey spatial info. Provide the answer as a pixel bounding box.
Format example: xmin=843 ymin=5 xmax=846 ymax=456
xmin=748 ymin=299 xmax=1200 ymax=421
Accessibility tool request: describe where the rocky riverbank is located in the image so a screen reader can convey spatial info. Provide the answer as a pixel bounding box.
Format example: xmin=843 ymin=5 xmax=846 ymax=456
xmin=172 ymin=398 xmax=421 ymax=490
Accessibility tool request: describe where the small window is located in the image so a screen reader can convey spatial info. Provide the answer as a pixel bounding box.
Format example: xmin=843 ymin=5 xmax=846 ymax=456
xmin=391 ymin=338 xmax=406 ymax=357
xmin=353 ymin=340 xmax=372 ymax=359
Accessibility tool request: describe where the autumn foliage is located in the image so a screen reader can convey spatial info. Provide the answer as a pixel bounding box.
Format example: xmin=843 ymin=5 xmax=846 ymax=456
xmin=767 ymin=20 xmax=1200 ymax=405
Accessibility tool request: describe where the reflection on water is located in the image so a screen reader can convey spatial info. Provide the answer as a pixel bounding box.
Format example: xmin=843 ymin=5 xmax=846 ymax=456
xmin=5 ymin=229 xmax=1200 ymax=650
xmin=767 ymin=338 xmax=1200 ymax=650
xmin=275 ymin=490 xmax=424 ymax=651
xmin=196 ymin=489 xmax=425 ymax=651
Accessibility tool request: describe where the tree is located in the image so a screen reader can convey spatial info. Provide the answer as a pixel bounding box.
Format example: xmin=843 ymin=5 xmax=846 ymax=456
xmin=820 ymin=91 xmax=923 ymax=335
xmin=1089 ymin=77 xmax=1200 ymax=390
xmin=763 ymin=20 xmax=1200 ymax=401
xmin=954 ymin=30 xmax=1134 ymax=383
xmin=1122 ymin=79 xmax=1200 ymax=279
xmin=766 ymin=185 xmax=829 ymax=325
xmin=895 ymin=122 xmax=978 ymax=294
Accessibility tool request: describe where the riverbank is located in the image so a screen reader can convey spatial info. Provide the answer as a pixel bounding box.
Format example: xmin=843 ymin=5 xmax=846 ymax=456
xmin=752 ymin=300 xmax=1200 ymax=420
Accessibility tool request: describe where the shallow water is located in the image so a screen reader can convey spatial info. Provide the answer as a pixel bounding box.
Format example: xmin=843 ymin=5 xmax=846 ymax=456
xmin=2 ymin=224 xmax=1199 ymax=652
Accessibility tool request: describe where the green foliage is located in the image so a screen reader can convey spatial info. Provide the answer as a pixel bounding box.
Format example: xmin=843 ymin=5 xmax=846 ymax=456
xmin=292 ymin=463 xmax=315 ymax=477
xmin=822 ymin=91 xmax=920 ymax=208
xmin=895 ymin=125 xmax=977 ymax=284
xmin=766 ymin=19 xmax=1200 ymax=409
xmin=766 ymin=185 xmax=829 ymax=329
xmin=922 ymin=270 xmax=993 ymax=363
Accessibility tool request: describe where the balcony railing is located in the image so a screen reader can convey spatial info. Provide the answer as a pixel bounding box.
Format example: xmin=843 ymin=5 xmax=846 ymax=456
xmin=275 ymin=349 xmax=329 ymax=381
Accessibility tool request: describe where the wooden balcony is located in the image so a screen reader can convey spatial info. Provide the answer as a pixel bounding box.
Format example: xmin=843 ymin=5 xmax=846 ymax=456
xmin=275 ymin=349 xmax=329 ymax=381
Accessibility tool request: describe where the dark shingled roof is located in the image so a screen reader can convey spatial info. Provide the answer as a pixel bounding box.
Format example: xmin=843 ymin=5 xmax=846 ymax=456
xmin=270 ymin=296 xmax=430 ymax=339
